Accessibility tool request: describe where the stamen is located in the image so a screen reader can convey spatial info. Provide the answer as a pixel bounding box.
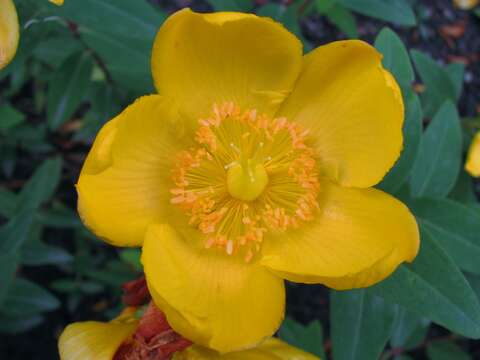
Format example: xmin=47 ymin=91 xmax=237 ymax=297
xmin=229 ymin=142 xmax=241 ymax=154
xmin=170 ymin=102 xmax=320 ymax=262
xmin=226 ymin=240 xmax=234 ymax=255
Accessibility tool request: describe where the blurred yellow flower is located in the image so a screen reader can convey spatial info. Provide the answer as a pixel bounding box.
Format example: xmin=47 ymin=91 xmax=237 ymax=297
xmin=0 ymin=0 xmax=63 ymax=70
xmin=58 ymin=308 xmax=319 ymax=360
xmin=77 ymin=8 xmax=419 ymax=353
xmin=453 ymin=0 xmax=479 ymax=9
xmin=466 ymin=131 xmax=480 ymax=177
xmin=0 ymin=0 xmax=19 ymax=70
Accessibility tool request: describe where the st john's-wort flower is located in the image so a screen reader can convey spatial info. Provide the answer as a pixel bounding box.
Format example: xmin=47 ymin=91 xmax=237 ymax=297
xmin=0 ymin=0 xmax=63 ymax=70
xmin=0 ymin=0 xmax=20 ymax=70
xmin=466 ymin=131 xmax=480 ymax=177
xmin=453 ymin=0 xmax=479 ymax=10
xmin=58 ymin=305 xmax=319 ymax=360
xmin=77 ymin=8 xmax=420 ymax=353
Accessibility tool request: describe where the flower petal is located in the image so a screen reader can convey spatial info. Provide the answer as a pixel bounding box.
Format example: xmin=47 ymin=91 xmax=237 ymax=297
xmin=465 ymin=131 xmax=480 ymax=177
xmin=0 ymin=0 xmax=19 ymax=70
xmin=278 ymin=40 xmax=404 ymax=188
xmin=142 ymin=223 xmax=285 ymax=353
xmin=151 ymin=9 xmax=303 ymax=122
xmin=260 ymin=181 xmax=419 ymax=290
xmin=256 ymin=338 xmax=320 ymax=360
xmin=173 ymin=338 xmax=319 ymax=359
xmin=58 ymin=309 xmax=138 ymax=360
xmin=77 ymin=95 xmax=190 ymax=246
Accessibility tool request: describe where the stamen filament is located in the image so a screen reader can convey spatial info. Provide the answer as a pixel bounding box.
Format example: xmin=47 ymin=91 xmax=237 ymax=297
xmin=170 ymin=102 xmax=320 ymax=261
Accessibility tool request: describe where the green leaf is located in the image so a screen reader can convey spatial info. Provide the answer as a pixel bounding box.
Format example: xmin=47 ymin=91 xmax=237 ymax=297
xmin=119 ymin=249 xmax=143 ymax=272
xmin=0 ymin=313 xmax=44 ymax=334
xmin=330 ymin=289 xmax=396 ymax=360
xmin=0 ymin=253 xmax=20 ymax=306
xmin=374 ymin=27 xmax=414 ymax=91
xmin=390 ymin=307 xmax=429 ymax=350
xmin=87 ymin=82 xmax=122 ymax=128
xmin=409 ymin=197 xmax=480 ymax=274
xmin=278 ymin=317 xmax=325 ymax=358
xmin=33 ymin=33 xmax=83 ymax=68
xmin=52 ymin=0 xmax=165 ymax=95
xmin=378 ymin=90 xmax=422 ymax=194
xmin=0 ymin=210 xmax=35 ymax=254
xmin=51 ymin=279 xmax=104 ymax=295
xmin=315 ymin=0 xmax=336 ymax=12
xmin=16 ymin=157 xmax=63 ymax=213
xmin=336 ymin=0 xmax=416 ymax=26
xmin=449 ymin=169 xmax=478 ymax=204
xmin=426 ymin=340 xmax=471 ymax=360
xmin=80 ymin=28 xmax=153 ymax=95
xmin=467 ymin=273 xmax=480 ymax=302
xmin=370 ymin=225 xmax=480 ymax=339
xmin=0 ymin=278 xmax=60 ymax=317
xmin=47 ymin=52 xmax=93 ymax=130
xmin=410 ymin=50 xmax=457 ymax=117
xmin=37 ymin=206 xmax=81 ymax=228
xmin=0 ymin=188 xmax=79 ymax=228
xmin=74 ymin=81 xmax=122 ymax=141
xmin=83 ymin=260 xmax=135 ymax=287
xmin=322 ymin=4 xmax=358 ymax=38
xmin=52 ymin=0 xmax=163 ymax=41
xmin=21 ymin=241 xmax=72 ymax=266
xmin=0 ymin=104 xmax=25 ymax=133
xmin=0 ymin=188 xmax=17 ymax=217
xmin=50 ymin=279 xmax=78 ymax=293
xmin=0 ymin=159 xmax=60 ymax=304
xmin=208 ymin=0 xmax=254 ymax=11
xmin=410 ymin=101 xmax=462 ymax=198
xmin=446 ymin=63 xmax=465 ymax=100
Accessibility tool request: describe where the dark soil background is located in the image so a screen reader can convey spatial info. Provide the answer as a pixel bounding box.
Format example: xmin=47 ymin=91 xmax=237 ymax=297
xmin=1 ymin=0 xmax=479 ymax=359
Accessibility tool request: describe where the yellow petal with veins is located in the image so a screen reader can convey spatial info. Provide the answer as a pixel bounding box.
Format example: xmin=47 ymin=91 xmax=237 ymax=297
xmin=278 ymin=40 xmax=404 ymax=188
xmin=76 ymin=95 xmax=190 ymax=247
xmin=142 ymin=223 xmax=285 ymax=353
xmin=0 ymin=0 xmax=19 ymax=70
xmin=151 ymin=8 xmax=303 ymax=123
xmin=49 ymin=0 xmax=64 ymax=5
xmin=260 ymin=180 xmax=419 ymax=289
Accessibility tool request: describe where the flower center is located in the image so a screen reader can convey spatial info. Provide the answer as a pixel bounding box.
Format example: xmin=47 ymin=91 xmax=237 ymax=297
xmin=170 ymin=102 xmax=320 ymax=262
xmin=227 ymin=159 xmax=268 ymax=202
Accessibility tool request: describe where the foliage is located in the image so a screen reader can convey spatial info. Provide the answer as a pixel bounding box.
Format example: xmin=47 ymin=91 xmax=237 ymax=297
xmin=1 ymin=0 xmax=479 ymax=359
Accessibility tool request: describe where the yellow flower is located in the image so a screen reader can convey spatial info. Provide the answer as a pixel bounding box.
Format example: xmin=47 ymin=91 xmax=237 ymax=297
xmin=0 ymin=0 xmax=62 ymax=70
xmin=77 ymin=9 xmax=419 ymax=353
xmin=466 ymin=131 xmax=480 ymax=177
xmin=0 ymin=0 xmax=19 ymax=70
xmin=453 ymin=0 xmax=479 ymax=10
xmin=58 ymin=309 xmax=319 ymax=360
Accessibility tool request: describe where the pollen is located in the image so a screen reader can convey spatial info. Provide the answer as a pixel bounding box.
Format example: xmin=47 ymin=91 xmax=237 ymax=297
xmin=170 ymin=102 xmax=320 ymax=262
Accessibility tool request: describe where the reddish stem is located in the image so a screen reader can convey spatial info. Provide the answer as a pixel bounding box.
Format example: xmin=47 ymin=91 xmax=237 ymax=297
xmin=122 ymin=276 xmax=151 ymax=306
